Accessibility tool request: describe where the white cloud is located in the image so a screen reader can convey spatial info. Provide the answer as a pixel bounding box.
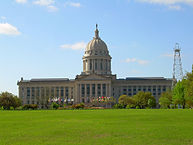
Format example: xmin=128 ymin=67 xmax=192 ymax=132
xmin=162 ymin=53 xmax=173 ymax=58
xmin=33 ymin=0 xmax=58 ymax=12
xmin=64 ymin=2 xmax=81 ymax=7
xmin=168 ymin=5 xmax=181 ymax=10
xmin=60 ymin=42 xmax=86 ymax=50
xmin=15 ymin=0 xmax=27 ymax=3
xmin=136 ymin=0 xmax=193 ymax=6
xmin=33 ymin=0 xmax=54 ymax=6
xmin=136 ymin=0 xmax=193 ymax=10
xmin=47 ymin=5 xmax=58 ymax=12
xmin=0 ymin=23 xmax=21 ymax=35
xmin=128 ymin=69 xmax=142 ymax=74
xmin=125 ymin=58 xmax=149 ymax=65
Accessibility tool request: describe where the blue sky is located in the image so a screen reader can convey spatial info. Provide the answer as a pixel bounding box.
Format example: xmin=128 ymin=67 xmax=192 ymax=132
xmin=0 ymin=0 xmax=193 ymax=95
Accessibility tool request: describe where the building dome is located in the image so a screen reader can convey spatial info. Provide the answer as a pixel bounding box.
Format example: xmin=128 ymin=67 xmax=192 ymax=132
xmin=86 ymin=37 xmax=108 ymax=51
xmin=84 ymin=24 xmax=110 ymax=57
xmin=82 ymin=24 xmax=112 ymax=75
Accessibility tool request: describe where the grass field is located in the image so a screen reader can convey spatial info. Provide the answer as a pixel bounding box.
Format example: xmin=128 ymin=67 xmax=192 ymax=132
xmin=0 ymin=109 xmax=193 ymax=145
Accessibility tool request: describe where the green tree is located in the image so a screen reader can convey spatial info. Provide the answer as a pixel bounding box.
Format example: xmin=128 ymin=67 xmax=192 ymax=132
xmin=172 ymin=80 xmax=185 ymax=108
xmin=184 ymin=65 xmax=193 ymax=108
xmin=0 ymin=92 xmax=21 ymax=110
xmin=159 ymin=90 xmax=172 ymax=108
xmin=133 ymin=91 xmax=156 ymax=109
xmin=118 ymin=95 xmax=129 ymax=107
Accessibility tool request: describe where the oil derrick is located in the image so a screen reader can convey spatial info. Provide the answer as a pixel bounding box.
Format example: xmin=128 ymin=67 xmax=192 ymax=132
xmin=172 ymin=43 xmax=183 ymax=87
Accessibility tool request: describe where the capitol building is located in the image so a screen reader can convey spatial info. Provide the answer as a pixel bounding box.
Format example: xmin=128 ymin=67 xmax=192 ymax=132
xmin=17 ymin=25 xmax=172 ymax=108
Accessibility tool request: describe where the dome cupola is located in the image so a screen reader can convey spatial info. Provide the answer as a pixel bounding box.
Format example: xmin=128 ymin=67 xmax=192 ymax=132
xmin=82 ymin=24 xmax=112 ymax=75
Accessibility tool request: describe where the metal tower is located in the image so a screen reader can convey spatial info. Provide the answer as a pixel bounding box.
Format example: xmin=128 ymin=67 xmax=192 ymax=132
xmin=172 ymin=43 xmax=183 ymax=86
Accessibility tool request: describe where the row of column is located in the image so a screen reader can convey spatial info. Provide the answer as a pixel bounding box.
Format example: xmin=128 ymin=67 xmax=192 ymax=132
xmin=117 ymin=85 xmax=168 ymax=96
xmin=78 ymin=83 xmax=111 ymax=98
xmin=21 ymin=86 xmax=74 ymax=105
xmin=83 ymin=59 xmax=111 ymax=74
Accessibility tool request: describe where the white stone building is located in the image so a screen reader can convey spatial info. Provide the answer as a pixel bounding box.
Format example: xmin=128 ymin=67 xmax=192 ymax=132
xmin=17 ymin=25 xmax=172 ymax=108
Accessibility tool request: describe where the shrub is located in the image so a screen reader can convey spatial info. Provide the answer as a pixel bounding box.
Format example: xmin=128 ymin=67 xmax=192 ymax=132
xmin=71 ymin=103 xmax=85 ymax=109
xmin=51 ymin=102 xmax=59 ymax=110
xmin=23 ymin=104 xmax=38 ymax=110
xmin=0 ymin=92 xmax=22 ymax=110
xmin=126 ymin=104 xmax=135 ymax=109
xmin=0 ymin=106 xmax=4 ymax=110
xmin=113 ymin=104 xmax=123 ymax=109
xmin=136 ymin=106 xmax=140 ymax=109
xmin=10 ymin=106 xmax=14 ymax=110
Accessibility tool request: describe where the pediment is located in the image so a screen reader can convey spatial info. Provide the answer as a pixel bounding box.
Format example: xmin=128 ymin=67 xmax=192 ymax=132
xmin=77 ymin=74 xmax=111 ymax=81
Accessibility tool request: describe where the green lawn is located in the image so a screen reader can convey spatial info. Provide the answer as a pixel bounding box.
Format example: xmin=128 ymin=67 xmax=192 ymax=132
xmin=0 ymin=109 xmax=193 ymax=145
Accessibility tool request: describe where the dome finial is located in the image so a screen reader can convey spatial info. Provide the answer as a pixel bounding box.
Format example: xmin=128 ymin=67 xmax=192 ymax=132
xmin=95 ymin=24 xmax=99 ymax=38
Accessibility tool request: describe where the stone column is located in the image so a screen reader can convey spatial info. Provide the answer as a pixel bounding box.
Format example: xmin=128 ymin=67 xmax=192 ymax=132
xmin=106 ymin=84 xmax=108 ymax=97
xmin=90 ymin=84 xmax=92 ymax=98
xmin=109 ymin=84 xmax=111 ymax=97
xmin=100 ymin=84 xmax=102 ymax=97
xmin=95 ymin=83 xmax=97 ymax=98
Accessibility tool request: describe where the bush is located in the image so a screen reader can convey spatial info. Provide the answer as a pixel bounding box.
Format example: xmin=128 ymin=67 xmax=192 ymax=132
xmin=15 ymin=106 xmax=23 ymax=110
xmin=0 ymin=92 xmax=22 ymax=110
xmin=51 ymin=102 xmax=59 ymax=110
xmin=10 ymin=106 xmax=14 ymax=110
xmin=136 ymin=106 xmax=140 ymax=109
xmin=126 ymin=104 xmax=135 ymax=109
xmin=71 ymin=103 xmax=85 ymax=109
xmin=23 ymin=104 xmax=38 ymax=110
xmin=113 ymin=104 xmax=124 ymax=109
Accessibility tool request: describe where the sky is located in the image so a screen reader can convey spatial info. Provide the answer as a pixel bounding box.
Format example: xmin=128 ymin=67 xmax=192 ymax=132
xmin=0 ymin=0 xmax=193 ymax=95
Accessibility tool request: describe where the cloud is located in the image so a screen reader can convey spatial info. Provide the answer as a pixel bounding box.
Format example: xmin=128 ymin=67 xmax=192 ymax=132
xmin=162 ymin=53 xmax=173 ymax=58
xmin=47 ymin=5 xmax=58 ymax=12
xmin=33 ymin=0 xmax=54 ymax=6
xmin=168 ymin=5 xmax=181 ymax=10
xmin=0 ymin=23 xmax=21 ymax=35
xmin=60 ymin=42 xmax=86 ymax=50
xmin=136 ymin=0 xmax=193 ymax=6
xmin=128 ymin=69 xmax=142 ymax=74
xmin=125 ymin=58 xmax=149 ymax=65
xmin=64 ymin=2 xmax=81 ymax=7
xmin=33 ymin=0 xmax=58 ymax=12
xmin=136 ymin=0 xmax=193 ymax=10
xmin=15 ymin=0 xmax=27 ymax=3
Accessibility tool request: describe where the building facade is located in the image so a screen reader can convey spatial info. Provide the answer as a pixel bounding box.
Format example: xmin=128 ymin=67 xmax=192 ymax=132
xmin=17 ymin=26 xmax=172 ymax=108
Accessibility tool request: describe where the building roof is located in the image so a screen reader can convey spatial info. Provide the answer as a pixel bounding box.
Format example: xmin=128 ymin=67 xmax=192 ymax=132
xmin=124 ymin=77 xmax=172 ymax=80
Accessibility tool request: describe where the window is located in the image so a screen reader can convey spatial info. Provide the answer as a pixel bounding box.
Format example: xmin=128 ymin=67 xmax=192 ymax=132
xmin=81 ymin=84 xmax=85 ymax=97
xmin=61 ymin=87 xmax=64 ymax=97
xmin=56 ymin=87 xmax=59 ymax=97
xmin=86 ymin=84 xmax=90 ymax=95
xmin=65 ymin=87 xmax=69 ymax=97
xmin=90 ymin=60 xmax=92 ymax=70
xmin=32 ymin=87 xmax=35 ymax=98
xmin=41 ymin=87 xmax=44 ymax=97
xmin=97 ymin=84 xmax=101 ymax=96
xmin=102 ymin=84 xmax=106 ymax=96
xmin=27 ymin=87 xmax=30 ymax=98
xmin=92 ymin=84 xmax=95 ymax=96
xmin=51 ymin=87 xmax=54 ymax=96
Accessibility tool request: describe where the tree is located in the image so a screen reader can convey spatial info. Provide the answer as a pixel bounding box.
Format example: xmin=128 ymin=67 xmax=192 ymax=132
xmin=184 ymin=65 xmax=193 ymax=108
xmin=159 ymin=90 xmax=172 ymax=108
xmin=118 ymin=95 xmax=129 ymax=107
xmin=172 ymin=80 xmax=185 ymax=108
xmin=0 ymin=92 xmax=21 ymax=110
xmin=133 ymin=91 xmax=156 ymax=109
